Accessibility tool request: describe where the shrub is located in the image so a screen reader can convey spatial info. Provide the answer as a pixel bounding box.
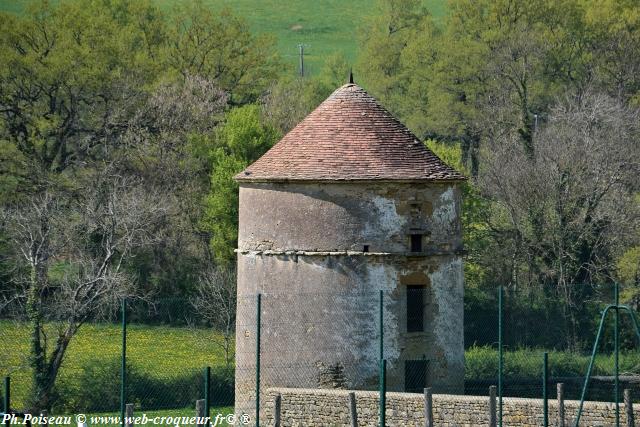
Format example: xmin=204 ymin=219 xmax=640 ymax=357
xmin=465 ymin=345 xmax=640 ymax=381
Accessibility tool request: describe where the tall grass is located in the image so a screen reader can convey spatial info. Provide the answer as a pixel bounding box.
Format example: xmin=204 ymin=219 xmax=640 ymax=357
xmin=0 ymin=321 xmax=232 ymax=412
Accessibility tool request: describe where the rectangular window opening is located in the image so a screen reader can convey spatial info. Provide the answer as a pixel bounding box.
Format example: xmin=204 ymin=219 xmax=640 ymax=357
xmin=363 ymin=245 xmax=369 ymax=253
xmin=410 ymin=234 xmax=423 ymax=252
xmin=406 ymin=285 xmax=425 ymax=332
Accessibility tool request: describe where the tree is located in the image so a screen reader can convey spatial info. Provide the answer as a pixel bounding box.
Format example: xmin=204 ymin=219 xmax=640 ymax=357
xmin=0 ymin=0 xmax=260 ymax=408
xmin=190 ymin=266 xmax=237 ymax=367
xmin=167 ymin=1 xmax=282 ymax=104
xmin=0 ymin=0 xmax=165 ymax=187
xmin=1 ymin=169 xmax=168 ymax=410
xmin=618 ymin=242 xmax=640 ymax=310
xmin=119 ymin=75 xmax=229 ymax=295
xmin=357 ymin=0 xmax=602 ymax=172
xmin=357 ymin=0 xmax=437 ymax=137
xmin=0 ymin=0 xmax=257 ymax=297
xmin=584 ymin=0 xmax=640 ymax=104
xmin=478 ymin=91 xmax=640 ymax=348
xmin=202 ymin=105 xmax=280 ymax=263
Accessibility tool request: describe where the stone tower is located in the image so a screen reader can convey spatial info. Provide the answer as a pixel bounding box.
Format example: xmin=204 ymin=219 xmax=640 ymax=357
xmin=234 ymin=82 xmax=465 ymax=414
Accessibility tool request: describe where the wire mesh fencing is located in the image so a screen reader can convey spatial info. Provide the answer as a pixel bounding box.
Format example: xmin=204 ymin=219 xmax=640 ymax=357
xmin=2 ymin=282 xmax=640 ymax=426
xmin=238 ymin=284 xmax=640 ymax=426
xmin=0 ymin=297 xmax=233 ymax=419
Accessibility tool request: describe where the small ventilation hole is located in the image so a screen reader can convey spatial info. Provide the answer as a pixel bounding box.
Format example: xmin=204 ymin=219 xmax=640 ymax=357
xmin=410 ymin=235 xmax=423 ymax=252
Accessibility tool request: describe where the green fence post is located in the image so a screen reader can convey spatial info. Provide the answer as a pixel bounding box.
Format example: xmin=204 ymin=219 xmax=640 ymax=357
xmin=204 ymin=366 xmax=211 ymax=427
xmin=574 ymin=305 xmax=615 ymax=427
xmin=543 ymin=352 xmax=548 ymax=427
xmin=3 ymin=376 xmax=9 ymax=427
xmin=615 ymin=283 xmax=620 ymax=427
xmin=379 ymin=359 xmax=386 ymax=427
xmin=498 ymin=286 xmax=503 ymax=427
xmin=379 ymin=290 xmax=384 ymax=361
xmin=256 ymin=293 xmax=261 ymax=427
xmin=121 ymin=298 xmax=127 ymax=427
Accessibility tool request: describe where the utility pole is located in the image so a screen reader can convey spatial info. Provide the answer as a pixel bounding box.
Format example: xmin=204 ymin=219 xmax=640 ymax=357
xmin=298 ymin=44 xmax=305 ymax=77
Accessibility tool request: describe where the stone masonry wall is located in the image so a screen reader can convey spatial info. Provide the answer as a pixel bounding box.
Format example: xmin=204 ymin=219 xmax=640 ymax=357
xmin=263 ymin=387 xmax=640 ymax=427
xmin=235 ymin=182 xmax=464 ymax=414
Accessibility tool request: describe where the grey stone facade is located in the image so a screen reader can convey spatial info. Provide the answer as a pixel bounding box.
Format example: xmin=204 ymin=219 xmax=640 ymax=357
xmin=234 ymin=182 xmax=465 ymax=415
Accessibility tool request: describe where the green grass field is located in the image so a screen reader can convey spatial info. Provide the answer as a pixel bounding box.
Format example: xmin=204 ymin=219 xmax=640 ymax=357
xmin=3 ymin=318 xmax=640 ymax=422
xmin=0 ymin=320 xmax=232 ymax=414
xmin=4 ymin=319 xmax=639 ymax=411
xmin=0 ymin=0 xmax=447 ymax=75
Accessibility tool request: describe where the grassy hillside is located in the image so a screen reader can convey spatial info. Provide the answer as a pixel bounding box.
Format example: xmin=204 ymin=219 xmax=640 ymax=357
xmin=0 ymin=0 xmax=447 ymax=75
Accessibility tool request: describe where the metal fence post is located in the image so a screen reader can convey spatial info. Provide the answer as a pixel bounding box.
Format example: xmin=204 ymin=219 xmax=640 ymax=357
xmin=498 ymin=286 xmax=503 ymax=427
xmin=543 ymin=352 xmax=548 ymax=427
xmin=3 ymin=376 xmax=8 ymax=410
xmin=379 ymin=290 xmax=384 ymax=360
xmin=379 ymin=359 xmax=386 ymax=427
xmin=121 ymin=298 xmax=127 ymax=427
xmin=274 ymin=393 xmax=282 ymax=427
xmin=204 ymin=366 xmax=210 ymax=427
xmin=3 ymin=376 xmax=9 ymax=427
xmin=256 ymin=293 xmax=261 ymax=427
xmin=349 ymin=392 xmax=358 ymax=427
xmin=616 ymin=283 xmax=620 ymax=427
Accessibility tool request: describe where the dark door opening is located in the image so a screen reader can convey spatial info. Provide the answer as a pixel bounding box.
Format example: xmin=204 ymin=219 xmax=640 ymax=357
xmin=405 ymin=359 xmax=429 ymax=393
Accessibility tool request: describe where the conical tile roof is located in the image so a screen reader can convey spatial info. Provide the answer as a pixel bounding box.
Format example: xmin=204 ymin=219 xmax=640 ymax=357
xmin=235 ymin=83 xmax=465 ymax=182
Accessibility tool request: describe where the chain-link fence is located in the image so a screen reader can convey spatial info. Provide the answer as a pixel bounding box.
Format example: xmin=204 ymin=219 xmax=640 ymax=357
xmin=0 ymin=297 xmax=234 ymax=424
xmin=466 ymin=284 xmax=640 ymax=426
xmin=239 ymin=284 xmax=640 ymax=425
xmin=2 ymin=283 xmax=639 ymax=426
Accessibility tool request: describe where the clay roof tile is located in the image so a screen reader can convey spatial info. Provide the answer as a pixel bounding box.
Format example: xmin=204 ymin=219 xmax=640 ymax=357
xmin=235 ymin=83 xmax=466 ymax=182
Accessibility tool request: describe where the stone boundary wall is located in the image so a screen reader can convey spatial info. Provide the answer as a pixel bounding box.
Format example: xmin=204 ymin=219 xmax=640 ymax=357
xmin=263 ymin=387 xmax=640 ymax=426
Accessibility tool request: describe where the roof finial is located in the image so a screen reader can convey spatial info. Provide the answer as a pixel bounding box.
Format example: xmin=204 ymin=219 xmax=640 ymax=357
xmin=349 ymin=68 xmax=354 ymax=84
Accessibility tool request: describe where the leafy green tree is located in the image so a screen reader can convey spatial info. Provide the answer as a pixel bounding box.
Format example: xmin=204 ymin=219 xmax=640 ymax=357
xmin=0 ymin=1 xmax=168 ymax=410
xmin=357 ymin=0 xmax=437 ymax=136
xmin=358 ymin=0 xmax=601 ymax=171
xmin=619 ymin=245 xmax=640 ymax=307
xmin=0 ymin=0 xmax=165 ymax=185
xmin=167 ymin=1 xmax=282 ymax=104
xmin=584 ymin=0 xmax=640 ymax=104
xmin=202 ymin=105 xmax=280 ymax=263
xmin=0 ymin=0 xmax=284 ymax=410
